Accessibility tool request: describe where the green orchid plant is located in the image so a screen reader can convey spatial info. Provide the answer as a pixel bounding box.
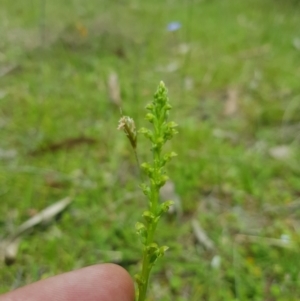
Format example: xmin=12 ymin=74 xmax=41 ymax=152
xmin=118 ymin=81 xmax=178 ymax=301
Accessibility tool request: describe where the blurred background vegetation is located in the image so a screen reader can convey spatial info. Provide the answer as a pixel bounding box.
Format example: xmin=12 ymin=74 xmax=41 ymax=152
xmin=1 ymin=0 xmax=300 ymax=300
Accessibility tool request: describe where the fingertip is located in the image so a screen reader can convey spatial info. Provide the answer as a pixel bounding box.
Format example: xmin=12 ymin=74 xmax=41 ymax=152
xmin=0 ymin=263 xmax=135 ymax=301
xmin=95 ymin=263 xmax=135 ymax=301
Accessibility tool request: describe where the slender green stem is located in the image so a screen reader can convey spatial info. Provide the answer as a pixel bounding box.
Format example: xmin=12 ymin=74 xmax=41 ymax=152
xmin=138 ymin=151 xmax=160 ymax=301
xmin=138 ymin=222 xmax=157 ymax=301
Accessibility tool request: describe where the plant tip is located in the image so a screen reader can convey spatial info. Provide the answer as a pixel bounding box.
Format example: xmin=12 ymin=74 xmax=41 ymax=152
xmin=118 ymin=116 xmax=137 ymax=149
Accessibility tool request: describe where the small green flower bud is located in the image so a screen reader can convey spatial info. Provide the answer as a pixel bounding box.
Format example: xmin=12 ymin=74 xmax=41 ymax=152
xmin=142 ymin=211 xmax=155 ymax=223
xmin=147 ymin=243 xmax=160 ymax=265
xmin=145 ymin=113 xmax=155 ymax=123
xmin=154 ymin=137 xmax=164 ymax=150
xmin=135 ymin=222 xmax=147 ymax=244
xmin=145 ymin=103 xmax=154 ymax=111
xmin=158 ymin=200 xmax=174 ymax=215
xmin=163 ymin=128 xmax=178 ymax=141
xmin=164 ymin=103 xmax=172 ymax=111
xmin=156 ymin=175 xmax=169 ymax=188
xmin=147 ymin=243 xmax=159 ymax=254
xmin=161 ymin=152 xmax=178 ymax=166
xmin=159 ymin=246 xmax=169 ymax=256
xmin=139 ymin=127 xmax=154 ymax=141
xmin=140 ymin=183 xmax=151 ymax=197
xmin=134 ymin=273 xmax=145 ymax=286
xmin=167 ymin=121 xmax=178 ymax=129
xmin=148 ymin=243 xmax=167 ymax=265
xmin=135 ymin=222 xmax=146 ymax=232
xmin=141 ymin=163 xmax=154 ymax=177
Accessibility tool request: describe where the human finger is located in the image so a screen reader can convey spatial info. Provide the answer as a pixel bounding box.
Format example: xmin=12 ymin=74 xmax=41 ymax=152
xmin=0 ymin=263 xmax=135 ymax=301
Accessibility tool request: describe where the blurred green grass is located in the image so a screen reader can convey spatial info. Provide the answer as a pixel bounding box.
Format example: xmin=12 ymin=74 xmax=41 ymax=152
xmin=1 ymin=0 xmax=300 ymax=300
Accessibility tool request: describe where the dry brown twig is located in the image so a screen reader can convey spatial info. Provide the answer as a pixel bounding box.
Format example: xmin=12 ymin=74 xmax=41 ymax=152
xmin=0 ymin=197 xmax=73 ymax=265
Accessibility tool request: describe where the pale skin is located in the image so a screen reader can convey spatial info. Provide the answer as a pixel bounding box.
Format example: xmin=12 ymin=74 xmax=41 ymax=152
xmin=0 ymin=264 xmax=135 ymax=301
